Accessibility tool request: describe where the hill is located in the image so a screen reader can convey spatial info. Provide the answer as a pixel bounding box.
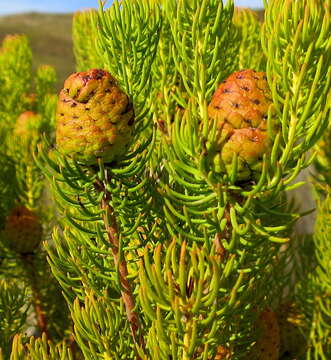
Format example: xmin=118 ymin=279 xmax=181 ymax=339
xmin=0 ymin=12 xmax=75 ymax=90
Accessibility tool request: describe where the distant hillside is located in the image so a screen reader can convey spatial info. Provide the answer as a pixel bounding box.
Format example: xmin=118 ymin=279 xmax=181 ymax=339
xmin=0 ymin=10 xmax=265 ymax=91
xmin=255 ymin=9 xmax=264 ymax=21
xmin=0 ymin=12 xmax=75 ymax=90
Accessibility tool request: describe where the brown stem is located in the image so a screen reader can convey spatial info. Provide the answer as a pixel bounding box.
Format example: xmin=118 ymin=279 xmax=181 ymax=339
xmin=69 ymin=330 xmax=78 ymax=360
xmin=21 ymin=254 xmax=49 ymax=338
xmin=214 ymin=233 xmax=227 ymax=261
xmin=101 ymin=189 xmax=144 ymax=357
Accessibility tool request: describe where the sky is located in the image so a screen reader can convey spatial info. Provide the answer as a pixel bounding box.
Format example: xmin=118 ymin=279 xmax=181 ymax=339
xmin=0 ymin=0 xmax=263 ymax=16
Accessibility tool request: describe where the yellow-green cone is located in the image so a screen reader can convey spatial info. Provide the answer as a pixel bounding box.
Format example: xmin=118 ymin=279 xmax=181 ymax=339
xmin=208 ymin=69 xmax=273 ymax=181
xmin=56 ymin=69 xmax=135 ymax=164
xmin=14 ymin=111 xmax=41 ymax=139
xmin=4 ymin=206 xmax=42 ymax=255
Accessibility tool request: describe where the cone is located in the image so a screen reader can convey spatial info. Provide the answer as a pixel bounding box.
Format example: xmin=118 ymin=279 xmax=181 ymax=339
xmin=14 ymin=111 xmax=41 ymax=139
xmin=4 ymin=206 xmax=42 ymax=255
xmin=56 ymin=69 xmax=135 ymax=165
xmin=207 ymin=69 xmax=274 ymax=180
xmin=247 ymin=307 xmax=280 ymax=360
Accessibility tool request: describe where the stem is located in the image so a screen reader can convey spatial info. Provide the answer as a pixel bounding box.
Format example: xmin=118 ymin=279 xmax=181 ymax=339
xmin=101 ymin=187 xmax=144 ymax=357
xmin=21 ymin=254 xmax=49 ymax=338
xmin=214 ymin=233 xmax=227 ymax=260
xmin=182 ymin=317 xmax=192 ymax=360
xmin=69 ymin=328 xmax=78 ymax=360
xmin=25 ymin=162 xmax=35 ymax=209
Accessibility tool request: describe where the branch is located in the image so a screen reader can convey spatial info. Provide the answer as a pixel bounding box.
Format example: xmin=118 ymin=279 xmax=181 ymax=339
xmin=21 ymin=254 xmax=49 ymax=339
xmin=100 ymin=184 xmax=145 ymax=357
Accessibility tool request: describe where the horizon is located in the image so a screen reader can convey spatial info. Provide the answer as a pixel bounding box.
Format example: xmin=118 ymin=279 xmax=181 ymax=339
xmin=0 ymin=0 xmax=264 ymax=16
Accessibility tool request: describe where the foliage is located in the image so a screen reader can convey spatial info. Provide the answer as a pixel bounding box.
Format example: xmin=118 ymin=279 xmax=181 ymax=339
xmin=72 ymin=10 xmax=101 ymax=72
xmin=0 ymin=13 xmax=75 ymax=90
xmin=0 ymin=280 xmax=29 ymax=359
xmin=7 ymin=334 xmax=73 ymax=360
xmin=0 ymin=34 xmax=71 ymax=356
xmin=0 ymin=0 xmax=330 ymax=359
xmin=233 ymin=7 xmax=266 ymax=71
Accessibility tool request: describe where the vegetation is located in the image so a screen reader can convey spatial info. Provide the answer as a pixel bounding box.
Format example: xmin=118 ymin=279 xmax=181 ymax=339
xmin=0 ymin=12 xmax=74 ymax=89
xmin=0 ymin=1 xmax=330 ymax=359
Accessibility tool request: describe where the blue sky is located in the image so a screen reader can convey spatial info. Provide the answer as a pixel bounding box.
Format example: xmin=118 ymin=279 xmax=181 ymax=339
xmin=0 ymin=0 xmax=263 ymax=15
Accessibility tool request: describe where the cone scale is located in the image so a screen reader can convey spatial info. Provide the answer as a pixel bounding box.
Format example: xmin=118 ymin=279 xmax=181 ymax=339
xmin=56 ymin=69 xmax=135 ymax=165
xmin=208 ymin=69 xmax=273 ymax=180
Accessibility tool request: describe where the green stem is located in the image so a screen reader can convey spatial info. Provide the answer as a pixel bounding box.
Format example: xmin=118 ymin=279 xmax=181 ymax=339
xmin=280 ymin=113 xmax=298 ymax=166
xmin=26 ymin=163 xmax=35 ymax=209
xmin=182 ymin=317 xmax=192 ymax=360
